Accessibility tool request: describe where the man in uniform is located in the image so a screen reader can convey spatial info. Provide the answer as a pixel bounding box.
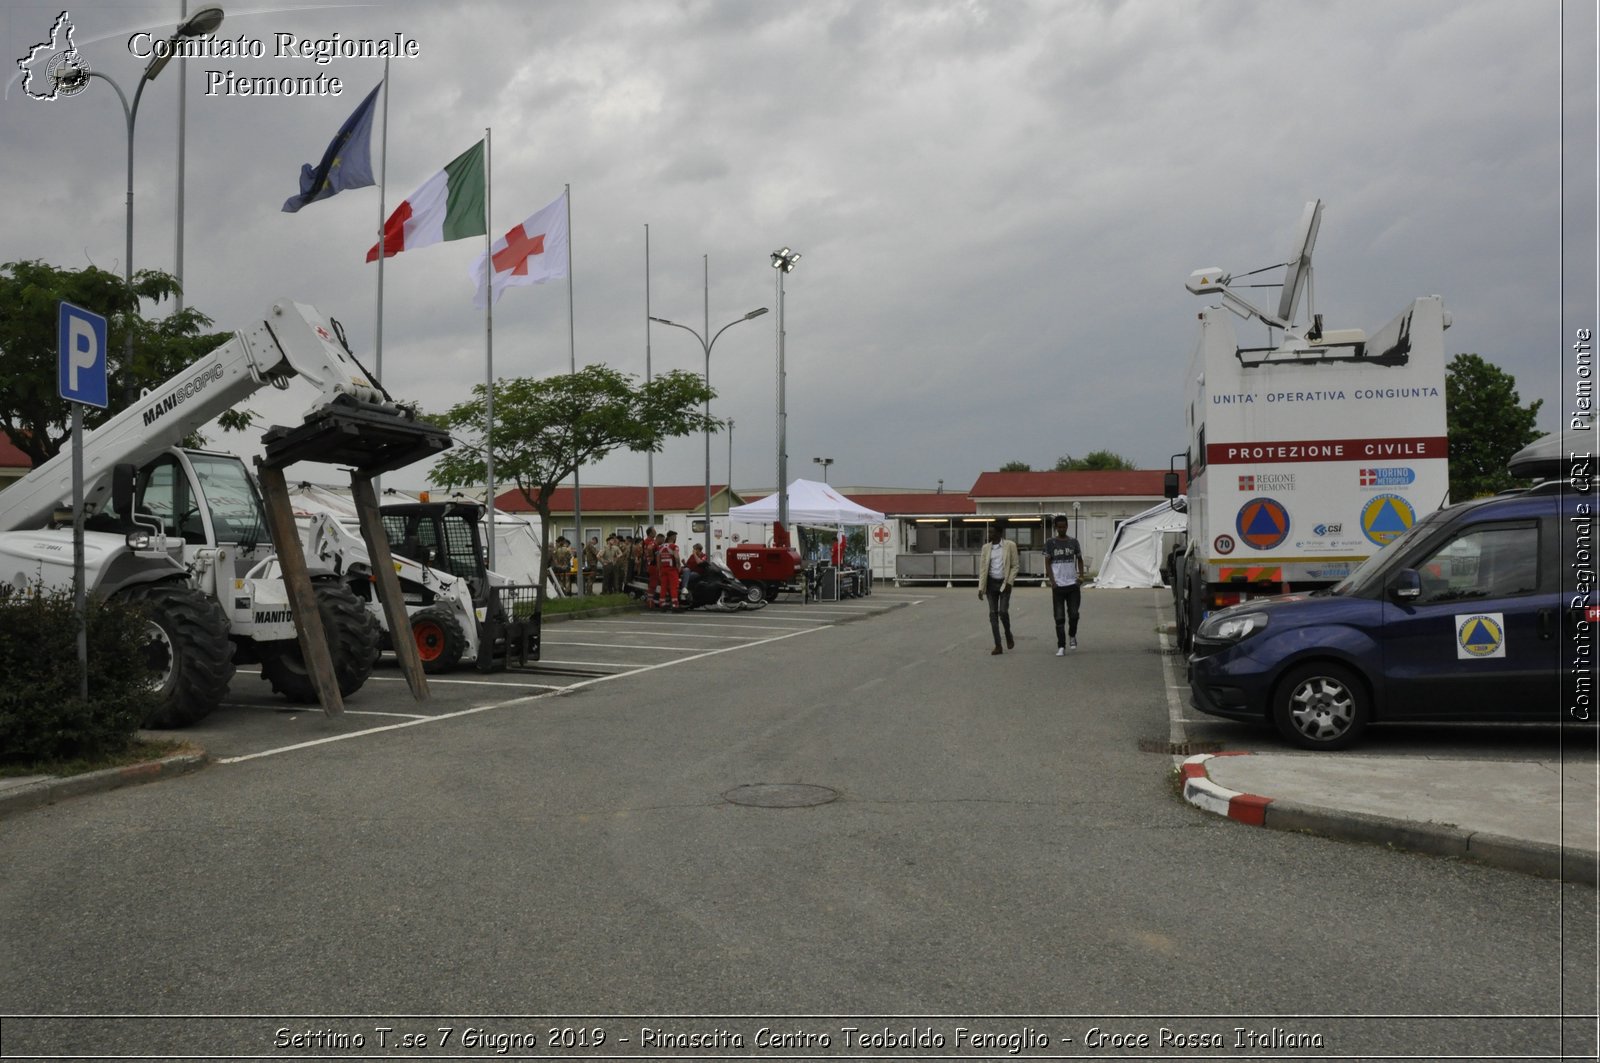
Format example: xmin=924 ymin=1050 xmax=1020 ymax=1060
xmin=656 ymin=529 xmax=683 ymax=611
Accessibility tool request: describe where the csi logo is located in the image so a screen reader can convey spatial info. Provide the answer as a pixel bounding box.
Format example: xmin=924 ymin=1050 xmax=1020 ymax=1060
xmin=1313 ymin=522 xmax=1343 ymax=536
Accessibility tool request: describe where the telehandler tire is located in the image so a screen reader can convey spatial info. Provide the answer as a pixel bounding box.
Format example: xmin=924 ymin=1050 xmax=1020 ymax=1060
xmin=259 ymin=582 xmax=381 ymax=704
xmin=410 ymin=606 xmax=467 ymax=674
xmin=122 ymin=583 xmax=236 ymax=728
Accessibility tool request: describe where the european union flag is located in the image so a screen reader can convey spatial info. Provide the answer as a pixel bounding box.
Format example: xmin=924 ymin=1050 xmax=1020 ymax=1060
xmin=281 ymin=81 xmax=381 ymax=213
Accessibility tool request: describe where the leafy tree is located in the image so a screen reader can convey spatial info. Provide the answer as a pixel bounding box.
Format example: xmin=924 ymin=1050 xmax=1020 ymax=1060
xmin=998 ymin=460 xmax=1032 ymax=472
xmin=1445 ymin=353 xmax=1543 ymax=499
xmin=428 ymin=366 xmax=718 ymax=611
xmin=0 ymin=260 xmax=238 ymax=466
xmin=1055 ymin=450 xmax=1136 ymax=471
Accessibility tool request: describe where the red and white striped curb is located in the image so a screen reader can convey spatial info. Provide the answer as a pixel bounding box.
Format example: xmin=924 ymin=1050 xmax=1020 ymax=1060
xmin=1180 ymin=752 xmax=1272 ymax=827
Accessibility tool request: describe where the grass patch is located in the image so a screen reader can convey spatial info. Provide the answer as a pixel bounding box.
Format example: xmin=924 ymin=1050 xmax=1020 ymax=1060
xmin=539 ymin=593 xmax=636 ymax=616
xmin=0 ymin=737 xmax=196 ymax=780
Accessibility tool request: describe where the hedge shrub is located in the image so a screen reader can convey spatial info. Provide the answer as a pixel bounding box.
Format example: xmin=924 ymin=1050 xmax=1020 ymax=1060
xmin=0 ymin=584 xmax=158 ymax=764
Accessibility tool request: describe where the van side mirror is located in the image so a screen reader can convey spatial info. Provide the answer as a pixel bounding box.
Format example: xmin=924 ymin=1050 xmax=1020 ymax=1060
xmin=1163 ymin=471 xmax=1180 ymax=499
xmin=1389 ymin=568 xmax=1422 ymax=602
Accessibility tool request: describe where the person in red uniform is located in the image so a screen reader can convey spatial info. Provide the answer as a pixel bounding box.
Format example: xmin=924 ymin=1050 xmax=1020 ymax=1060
xmin=642 ymin=526 xmax=659 ymax=608
xmin=656 ymin=529 xmax=683 ymax=610
xmin=684 ymin=542 xmax=708 ymax=600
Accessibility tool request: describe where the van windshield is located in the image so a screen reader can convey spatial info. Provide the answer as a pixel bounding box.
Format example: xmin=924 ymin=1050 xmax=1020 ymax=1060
xmin=1328 ymin=514 xmax=1439 ymax=596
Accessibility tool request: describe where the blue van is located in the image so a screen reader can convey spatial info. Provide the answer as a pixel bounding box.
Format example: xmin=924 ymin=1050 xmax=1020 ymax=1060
xmin=1187 ymin=453 xmax=1593 ymax=750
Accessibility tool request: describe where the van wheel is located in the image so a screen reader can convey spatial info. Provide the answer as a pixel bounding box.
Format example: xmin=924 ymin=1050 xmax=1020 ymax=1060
xmin=411 ymin=606 xmax=467 ymax=673
xmin=761 ymin=582 xmax=780 ymax=602
xmin=1273 ymin=662 xmax=1369 ymax=751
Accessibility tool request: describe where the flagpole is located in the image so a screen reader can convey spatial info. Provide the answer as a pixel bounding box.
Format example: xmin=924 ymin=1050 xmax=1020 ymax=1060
xmin=645 ymin=223 xmax=654 ymax=529
xmin=373 ymin=59 xmax=390 ymax=497
xmin=375 ymin=60 xmax=390 ymax=382
xmin=567 ymin=182 xmax=583 ymax=596
xmin=484 ymin=127 xmax=496 ymax=571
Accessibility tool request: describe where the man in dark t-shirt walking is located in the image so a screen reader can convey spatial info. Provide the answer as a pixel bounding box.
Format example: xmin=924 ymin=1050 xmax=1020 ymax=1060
xmin=1043 ymin=515 xmax=1087 ymax=656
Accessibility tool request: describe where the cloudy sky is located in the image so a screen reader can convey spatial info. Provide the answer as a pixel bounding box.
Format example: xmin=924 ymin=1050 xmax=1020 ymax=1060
xmin=3 ymin=0 xmax=1595 ymax=497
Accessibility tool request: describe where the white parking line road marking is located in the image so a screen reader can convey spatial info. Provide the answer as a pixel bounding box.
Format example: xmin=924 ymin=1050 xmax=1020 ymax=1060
xmin=558 ymin=627 xmax=757 ymax=641
xmin=363 ymin=675 xmax=567 ymax=690
xmin=543 ymin=640 xmax=753 ymax=651
xmin=586 ymin=619 xmax=816 ymax=632
xmin=215 ymin=625 xmax=827 ymax=765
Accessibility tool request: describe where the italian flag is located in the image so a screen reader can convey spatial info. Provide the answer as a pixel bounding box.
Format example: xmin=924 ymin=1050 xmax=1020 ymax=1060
xmin=366 ymin=140 xmax=485 ymax=262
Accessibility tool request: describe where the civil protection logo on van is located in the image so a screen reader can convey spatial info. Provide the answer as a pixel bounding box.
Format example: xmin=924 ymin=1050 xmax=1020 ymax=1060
xmin=1455 ymin=612 xmax=1505 ymax=659
xmin=1360 ymin=493 xmax=1414 ymax=545
xmin=1360 ymin=467 xmax=1415 ymax=487
xmin=1235 ymin=497 xmax=1290 ymax=550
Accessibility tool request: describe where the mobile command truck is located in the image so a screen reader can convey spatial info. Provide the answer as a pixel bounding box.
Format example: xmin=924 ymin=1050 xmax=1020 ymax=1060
xmin=1171 ymin=201 xmax=1451 ymax=649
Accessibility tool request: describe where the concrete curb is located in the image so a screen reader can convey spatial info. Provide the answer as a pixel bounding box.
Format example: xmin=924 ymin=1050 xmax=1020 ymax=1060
xmin=1180 ymin=752 xmax=1598 ymax=886
xmin=0 ymin=751 xmax=208 ymax=821
xmin=539 ymin=603 xmax=643 ymax=624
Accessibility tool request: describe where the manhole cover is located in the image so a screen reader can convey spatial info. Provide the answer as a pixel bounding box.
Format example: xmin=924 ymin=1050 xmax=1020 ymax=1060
xmin=722 ymin=783 xmax=840 ymax=808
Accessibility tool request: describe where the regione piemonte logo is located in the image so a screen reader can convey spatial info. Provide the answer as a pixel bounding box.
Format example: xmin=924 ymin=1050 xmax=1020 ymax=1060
xmin=16 ymin=11 xmax=90 ymax=100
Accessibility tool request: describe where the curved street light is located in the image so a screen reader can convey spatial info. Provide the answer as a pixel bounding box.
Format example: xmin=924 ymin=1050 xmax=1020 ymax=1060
xmin=53 ymin=5 xmax=225 ymax=403
xmin=649 ymin=307 xmax=769 ymax=554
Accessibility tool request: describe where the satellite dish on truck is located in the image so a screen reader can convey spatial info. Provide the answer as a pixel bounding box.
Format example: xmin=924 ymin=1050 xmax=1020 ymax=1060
xmin=1276 ymin=199 xmax=1323 ymax=326
xmin=1185 ymin=199 xmax=1325 ymax=333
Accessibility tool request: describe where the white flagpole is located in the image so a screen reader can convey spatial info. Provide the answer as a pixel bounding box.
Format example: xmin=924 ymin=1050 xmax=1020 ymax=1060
xmin=645 ymin=223 xmax=654 ymax=527
xmin=484 ymin=127 xmax=496 ymax=571
xmin=375 ymin=59 xmax=390 ymax=383
xmin=373 ymin=58 xmax=391 ymax=497
xmin=568 ymin=183 xmax=583 ymax=596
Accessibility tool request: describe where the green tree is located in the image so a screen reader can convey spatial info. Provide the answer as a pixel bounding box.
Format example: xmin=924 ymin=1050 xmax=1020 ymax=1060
xmin=998 ymin=460 xmax=1033 ymax=472
xmin=428 ymin=366 xmax=718 ymax=611
xmin=1445 ymin=353 xmax=1543 ymax=499
xmin=1055 ymin=450 xmax=1136 ymax=471
xmin=0 ymin=260 xmax=238 ymax=466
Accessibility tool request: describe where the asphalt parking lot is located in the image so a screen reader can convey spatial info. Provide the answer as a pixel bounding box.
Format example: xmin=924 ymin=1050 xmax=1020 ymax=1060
xmin=172 ymin=592 xmax=917 ymax=764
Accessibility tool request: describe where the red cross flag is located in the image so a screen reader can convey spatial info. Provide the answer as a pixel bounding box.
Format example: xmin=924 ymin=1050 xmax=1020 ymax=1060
xmin=470 ymin=191 xmax=570 ymax=308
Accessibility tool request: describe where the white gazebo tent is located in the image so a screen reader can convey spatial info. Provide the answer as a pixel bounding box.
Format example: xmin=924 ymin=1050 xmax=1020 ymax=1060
xmin=727 ymin=479 xmax=887 ymax=525
xmin=1092 ymin=498 xmax=1188 ymax=589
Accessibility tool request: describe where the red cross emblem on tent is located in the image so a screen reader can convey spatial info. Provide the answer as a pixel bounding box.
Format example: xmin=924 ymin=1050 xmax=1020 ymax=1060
xmin=872 ymin=525 xmax=890 ymax=544
xmin=492 ymin=225 xmax=545 ymax=275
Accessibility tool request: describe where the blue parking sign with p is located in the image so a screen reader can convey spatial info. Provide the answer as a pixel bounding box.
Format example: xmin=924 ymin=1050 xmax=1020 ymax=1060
xmin=58 ymin=301 xmax=109 ymax=409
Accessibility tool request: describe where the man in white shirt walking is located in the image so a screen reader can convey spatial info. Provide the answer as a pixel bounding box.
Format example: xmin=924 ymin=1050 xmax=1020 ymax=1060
xmin=978 ymin=522 xmax=1020 ymax=655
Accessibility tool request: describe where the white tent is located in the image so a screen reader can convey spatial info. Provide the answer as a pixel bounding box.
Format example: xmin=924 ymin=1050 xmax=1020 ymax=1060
xmin=1092 ymin=498 xmax=1188 ymax=589
xmin=728 ymin=479 xmax=886 ymax=524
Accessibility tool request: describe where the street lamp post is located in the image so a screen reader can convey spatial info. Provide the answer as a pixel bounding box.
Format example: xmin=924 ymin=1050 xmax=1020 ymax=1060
xmin=813 ymin=457 xmax=834 ymax=483
xmin=54 ymin=6 xmax=225 ymax=404
xmin=770 ymin=247 xmax=801 ymax=529
xmin=649 ymin=308 xmax=769 ymax=554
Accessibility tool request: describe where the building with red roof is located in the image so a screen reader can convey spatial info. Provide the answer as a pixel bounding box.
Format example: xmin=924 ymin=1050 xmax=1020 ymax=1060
xmin=0 ymin=435 xmax=31 ymax=492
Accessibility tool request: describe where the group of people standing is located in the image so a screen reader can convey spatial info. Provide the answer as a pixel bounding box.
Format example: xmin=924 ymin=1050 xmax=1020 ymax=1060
xmin=548 ymin=527 xmax=710 ymax=611
xmin=978 ymin=515 xmax=1086 ymax=657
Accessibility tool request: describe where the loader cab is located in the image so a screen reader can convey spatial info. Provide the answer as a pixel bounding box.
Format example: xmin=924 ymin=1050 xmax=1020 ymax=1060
xmin=379 ymin=502 xmax=491 ymax=602
xmin=94 ymin=449 xmax=270 ymax=561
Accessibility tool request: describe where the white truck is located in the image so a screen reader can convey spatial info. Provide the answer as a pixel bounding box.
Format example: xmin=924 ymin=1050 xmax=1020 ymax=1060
xmin=0 ymin=299 xmax=451 ymax=723
xmin=1171 ymin=201 xmax=1452 ymax=649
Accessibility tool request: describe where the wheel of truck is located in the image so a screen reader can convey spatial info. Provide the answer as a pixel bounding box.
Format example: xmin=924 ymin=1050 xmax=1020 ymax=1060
xmin=761 ymin=581 xmax=781 ymax=602
xmin=410 ymin=606 xmax=467 ymax=674
xmin=121 ymin=584 xmax=236 ymax=728
xmin=743 ymin=583 xmax=766 ymax=607
xmin=259 ymin=582 xmax=382 ymax=704
xmin=1272 ymin=661 xmax=1370 ymax=751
